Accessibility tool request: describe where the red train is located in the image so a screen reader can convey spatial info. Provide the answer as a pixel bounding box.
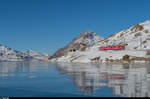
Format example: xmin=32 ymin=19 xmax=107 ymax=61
xmin=99 ymin=45 xmax=125 ymax=51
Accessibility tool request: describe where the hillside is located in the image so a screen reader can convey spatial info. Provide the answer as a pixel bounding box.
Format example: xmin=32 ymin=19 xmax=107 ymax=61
xmin=92 ymin=19 xmax=150 ymax=51
xmin=50 ymin=19 xmax=150 ymax=63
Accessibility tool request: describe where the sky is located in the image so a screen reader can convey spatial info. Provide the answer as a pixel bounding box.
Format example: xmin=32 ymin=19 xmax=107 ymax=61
xmin=0 ymin=0 xmax=150 ymax=54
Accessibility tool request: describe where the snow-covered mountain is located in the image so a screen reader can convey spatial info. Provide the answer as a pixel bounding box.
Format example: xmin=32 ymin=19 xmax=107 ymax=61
xmin=23 ymin=50 xmax=50 ymax=61
xmin=0 ymin=44 xmax=50 ymax=61
xmin=50 ymin=19 xmax=150 ymax=63
xmin=92 ymin=19 xmax=150 ymax=51
xmin=50 ymin=30 xmax=104 ymax=59
xmin=0 ymin=45 xmax=23 ymax=61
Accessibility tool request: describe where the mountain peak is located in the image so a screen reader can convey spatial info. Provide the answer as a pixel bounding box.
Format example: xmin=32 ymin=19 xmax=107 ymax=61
xmin=81 ymin=30 xmax=94 ymax=34
xmin=50 ymin=31 xmax=104 ymax=59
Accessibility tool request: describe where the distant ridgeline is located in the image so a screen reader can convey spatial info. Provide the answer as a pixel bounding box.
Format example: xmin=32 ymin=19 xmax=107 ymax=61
xmin=0 ymin=44 xmax=50 ymax=62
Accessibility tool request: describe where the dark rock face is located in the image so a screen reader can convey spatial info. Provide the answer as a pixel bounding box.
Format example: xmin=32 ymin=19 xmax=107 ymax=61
xmin=50 ymin=30 xmax=104 ymax=59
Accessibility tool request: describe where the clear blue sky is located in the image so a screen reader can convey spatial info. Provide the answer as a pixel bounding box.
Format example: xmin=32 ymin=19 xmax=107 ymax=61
xmin=0 ymin=0 xmax=150 ymax=54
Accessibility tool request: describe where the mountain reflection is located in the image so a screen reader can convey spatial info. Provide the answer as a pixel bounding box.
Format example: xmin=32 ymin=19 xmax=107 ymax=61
xmin=0 ymin=61 xmax=150 ymax=97
xmin=55 ymin=62 xmax=150 ymax=97
xmin=0 ymin=61 xmax=49 ymax=77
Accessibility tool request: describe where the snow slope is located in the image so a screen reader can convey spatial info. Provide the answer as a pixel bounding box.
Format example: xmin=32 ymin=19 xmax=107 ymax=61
xmin=91 ymin=19 xmax=150 ymax=51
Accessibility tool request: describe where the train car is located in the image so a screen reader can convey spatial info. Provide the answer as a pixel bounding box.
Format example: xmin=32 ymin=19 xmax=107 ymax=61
xmin=99 ymin=45 xmax=125 ymax=51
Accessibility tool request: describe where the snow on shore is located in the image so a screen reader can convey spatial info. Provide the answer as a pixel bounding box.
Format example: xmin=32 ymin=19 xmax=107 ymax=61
xmin=50 ymin=50 xmax=148 ymax=63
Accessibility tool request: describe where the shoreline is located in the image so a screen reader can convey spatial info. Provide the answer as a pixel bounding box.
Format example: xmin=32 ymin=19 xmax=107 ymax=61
xmin=49 ymin=50 xmax=150 ymax=64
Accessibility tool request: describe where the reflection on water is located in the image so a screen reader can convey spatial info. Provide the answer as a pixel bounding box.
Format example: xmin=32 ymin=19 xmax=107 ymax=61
xmin=0 ymin=61 xmax=50 ymax=73
xmin=56 ymin=62 xmax=150 ymax=97
xmin=0 ymin=61 xmax=51 ymax=79
xmin=0 ymin=61 xmax=150 ymax=97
